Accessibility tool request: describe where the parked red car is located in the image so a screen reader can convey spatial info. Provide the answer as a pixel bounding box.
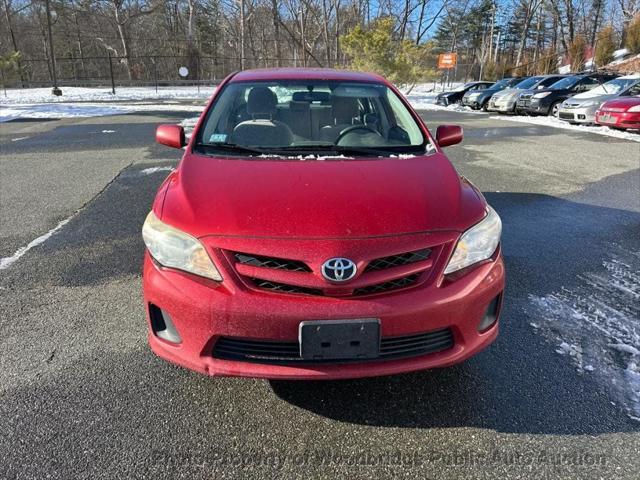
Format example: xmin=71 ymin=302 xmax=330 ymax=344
xmin=143 ymin=68 xmax=505 ymax=380
xmin=595 ymin=96 xmax=640 ymax=130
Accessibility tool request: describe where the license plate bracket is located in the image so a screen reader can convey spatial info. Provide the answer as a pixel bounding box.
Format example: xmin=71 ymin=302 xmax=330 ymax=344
xmin=299 ymin=319 xmax=380 ymax=360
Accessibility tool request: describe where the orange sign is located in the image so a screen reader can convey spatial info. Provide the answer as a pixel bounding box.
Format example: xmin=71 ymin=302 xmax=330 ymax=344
xmin=438 ymin=53 xmax=457 ymax=69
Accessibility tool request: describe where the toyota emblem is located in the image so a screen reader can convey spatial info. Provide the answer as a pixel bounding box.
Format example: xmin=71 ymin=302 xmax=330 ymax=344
xmin=321 ymin=258 xmax=357 ymax=282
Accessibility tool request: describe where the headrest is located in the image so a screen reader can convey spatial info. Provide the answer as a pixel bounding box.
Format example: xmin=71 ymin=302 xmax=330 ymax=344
xmin=247 ymin=87 xmax=277 ymax=116
xmin=331 ymin=97 xmax=359 ymax=122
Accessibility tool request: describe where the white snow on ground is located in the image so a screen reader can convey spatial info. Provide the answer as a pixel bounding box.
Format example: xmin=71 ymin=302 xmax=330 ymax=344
xmin=1 ymin=86 xmax=215 ymax=104
xmin=180 ymin=116 xmax=200 ymax=135
xmin=140 ymin=166 xmax=175 ymax=175
xmin=490 ymin=114 xmax=640 ymax=143
xmin=0 ymin=102 xmax=205 ymax=122
xmin=528 ymin=246 xmax=640 ymax=421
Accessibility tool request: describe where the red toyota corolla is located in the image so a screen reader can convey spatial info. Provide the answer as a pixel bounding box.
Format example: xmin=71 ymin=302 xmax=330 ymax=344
xmin=595 ymin=95 xmax=640 ymax=130
xmin=142 ymin=68 xmax=505 ymax=380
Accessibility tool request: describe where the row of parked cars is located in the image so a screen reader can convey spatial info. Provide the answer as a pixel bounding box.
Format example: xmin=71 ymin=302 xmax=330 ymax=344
xmin=435 ymin=73 xmax=640 ymax=131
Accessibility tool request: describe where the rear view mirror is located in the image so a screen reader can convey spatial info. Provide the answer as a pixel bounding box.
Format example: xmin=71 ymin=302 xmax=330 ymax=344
xmin=156 ymin=124 xmax=185 ymax=149
xmin=435 ymin=125 xmax=463 ymax=148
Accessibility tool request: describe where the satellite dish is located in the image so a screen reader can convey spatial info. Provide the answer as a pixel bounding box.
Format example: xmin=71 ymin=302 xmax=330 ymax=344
xmin=178 ymin=67 xmax=189 ymax=78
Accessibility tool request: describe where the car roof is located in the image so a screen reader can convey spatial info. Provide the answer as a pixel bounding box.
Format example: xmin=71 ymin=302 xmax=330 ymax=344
xmin=229 ymin=68 xmax=389 ymax=84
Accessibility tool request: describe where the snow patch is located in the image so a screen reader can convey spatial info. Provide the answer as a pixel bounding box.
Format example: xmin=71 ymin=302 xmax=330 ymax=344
xmin=528 ymin=246 xmax=640 ymax=421
xmin=0 ymin=102 xmax=205 ymax=123
xmin=490 ymin=114 xmax=640 ymax=142
xmin=180 ymin=116 xmax=201 ymax=139
xmin=101 ymin=129 xmax=115 ymax=133
xmin=1 ymin=86 xmax=215 ymax=105
xmin=140 ymin=166 xmax=174 ymax=175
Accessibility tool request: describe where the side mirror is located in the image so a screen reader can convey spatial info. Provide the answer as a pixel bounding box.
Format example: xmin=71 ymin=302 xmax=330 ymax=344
xmin=156 ymin=124 xmax=185 ymax=149
xmin=435 ymin=125 xmax=463 ymax=148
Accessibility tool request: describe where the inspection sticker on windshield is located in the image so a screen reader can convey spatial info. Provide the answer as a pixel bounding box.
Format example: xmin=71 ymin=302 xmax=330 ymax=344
xmin=209 ymin=133 xmax=227 ymax=143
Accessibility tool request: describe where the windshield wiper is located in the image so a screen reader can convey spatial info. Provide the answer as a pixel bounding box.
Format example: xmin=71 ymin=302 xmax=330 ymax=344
xmin=265 ymin=144 xmax=400 ymax=157
xmin=195 ymin=143 xmax=265 ymax=156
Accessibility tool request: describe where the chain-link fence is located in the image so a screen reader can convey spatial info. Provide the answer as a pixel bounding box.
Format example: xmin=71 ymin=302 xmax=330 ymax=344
xmin=4 ymin=54 xmax=356 ymax=90
xmin=1 ymin=53 xmax=529 ymax=95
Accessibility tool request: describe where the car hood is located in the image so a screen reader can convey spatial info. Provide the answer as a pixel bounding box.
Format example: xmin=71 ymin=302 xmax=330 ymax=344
xmin=159 ymin=151 xmax=486 ymax=239
xmin=601 ymin=96 xmax=640 ymax=109
xmin=566 ymin=93 xmax=612 ymax=105
xmin=492 ymin=88 xmax=521 ymax=99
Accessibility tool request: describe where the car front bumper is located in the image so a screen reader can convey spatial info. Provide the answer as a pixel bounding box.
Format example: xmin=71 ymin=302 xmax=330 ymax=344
xmin=487 ymin=97 xmax=516 ymax=112
xmin=142 ymin=248 xmax=505 ymax=380
xmin=596 ymin=110 xmax=640 ymax=129
xmin=558 ymin=105 xmax=598 ymax=124
xmin=462 ymin=97 xmax=482 ymax=109
xmin=523 ymin=98 xmax=550 ymax=114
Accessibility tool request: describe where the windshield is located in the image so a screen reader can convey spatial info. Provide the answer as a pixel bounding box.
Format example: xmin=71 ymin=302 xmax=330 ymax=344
xmin=549 ymin=76 xmax=580 ymax=89
xmin=575 ymin=77 xmax=639 ymax=97
xmin=452 ymin=82 xmax=477 ymax=92
xmin=491 ymin=79 xmax=512 ymax=90
xmin=195 ymin=80 xmax=429 ymax=156
xmin=514 ymin=77 xmax=542 ymax=89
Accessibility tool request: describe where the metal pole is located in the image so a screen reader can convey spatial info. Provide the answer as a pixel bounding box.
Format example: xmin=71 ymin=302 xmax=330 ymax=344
xmin=154 ymin=59 xmax=158 ymax=93
xmin=45 ymin=0 xmax=61 ymax=95
xmin=108 ymin=52 xmax=116 ymax=95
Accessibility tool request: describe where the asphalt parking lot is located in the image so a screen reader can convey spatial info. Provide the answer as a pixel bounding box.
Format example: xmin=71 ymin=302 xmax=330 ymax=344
xmin=1 ymin=108 xmax=639 ymax=479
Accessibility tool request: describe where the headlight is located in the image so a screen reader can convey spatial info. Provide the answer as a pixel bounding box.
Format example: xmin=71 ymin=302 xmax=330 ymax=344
xmin=468 ymin=92 xmax=480 ymax=99
xmin=628 ymin=105 xmax=640 ymax=112
xmin=444 ymin=207 xmax=502 ymax=275
xmin=533 ymin=92 xmax=551 ymax=99
xmin=142 ymin=211 xmax=222 ymax=281
xmin=581 ymin=99 xmax=601 ymax=107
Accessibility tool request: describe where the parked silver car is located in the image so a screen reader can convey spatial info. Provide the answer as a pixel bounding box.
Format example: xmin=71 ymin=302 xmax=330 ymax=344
xmin=558 ymin=74 xmax=640 ymax=124
xmin=487 ymin=75 xmax=567 ymax=114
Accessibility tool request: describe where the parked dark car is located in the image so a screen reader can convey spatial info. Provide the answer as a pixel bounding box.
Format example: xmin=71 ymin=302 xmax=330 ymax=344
xmin=523 ymin=73 xmax=619 ymax=116
xmin=461 ymin=77 xmax=525 ymax=110
xmin=436 ymin=81 xmax=495 ymax=106
xmin=513 ymin=75 xmax=572 ymax=114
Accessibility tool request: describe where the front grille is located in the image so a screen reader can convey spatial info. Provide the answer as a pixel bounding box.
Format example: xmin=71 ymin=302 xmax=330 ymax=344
xmin=365 ymin=249 xmax=431 ymax=272
xmin=235 ymin=252 xmax=311 ymax=272
xmin=353 ymin=273 xmax=421 ymax=296
xmin=251 ymin=278 xmax=323 ymax=296
xmin=213 ymin=328 xmax=454 ymax=364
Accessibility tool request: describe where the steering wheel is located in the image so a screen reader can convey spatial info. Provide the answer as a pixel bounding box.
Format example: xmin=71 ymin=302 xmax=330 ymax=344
xmin=335 ymin=125 xmax=383 ymax=145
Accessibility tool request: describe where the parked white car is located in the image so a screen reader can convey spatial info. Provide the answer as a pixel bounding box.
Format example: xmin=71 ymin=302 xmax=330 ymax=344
xmin=558 ymin=74 xmax=640 ymax=125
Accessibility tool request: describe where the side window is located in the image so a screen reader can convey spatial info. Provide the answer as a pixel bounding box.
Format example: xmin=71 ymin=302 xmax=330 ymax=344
xmin=578 ymin=78 xmax=598 ymax=91
xmin=476 ymin=84 xmax=488 ymax=90
xmin=624 ymin=84 xmax=640 ymax=96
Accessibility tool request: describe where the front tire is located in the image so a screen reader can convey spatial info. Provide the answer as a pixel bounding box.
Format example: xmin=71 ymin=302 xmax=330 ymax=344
xmin=550 ymin=101 xmax=562 ymax=117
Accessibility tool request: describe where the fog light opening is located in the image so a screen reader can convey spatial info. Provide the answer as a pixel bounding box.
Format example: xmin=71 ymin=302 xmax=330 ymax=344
xmin=149 ymin=304 xmax=182 ymax=344
xmin=578 ymin=114 xmax=586 ymax=120
xmin=478 ymin=294 xmax=501 ymax=332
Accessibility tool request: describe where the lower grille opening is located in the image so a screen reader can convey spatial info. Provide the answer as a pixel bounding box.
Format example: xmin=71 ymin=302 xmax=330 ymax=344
xmin=213 ymin=328 xmax=454 ymax=365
